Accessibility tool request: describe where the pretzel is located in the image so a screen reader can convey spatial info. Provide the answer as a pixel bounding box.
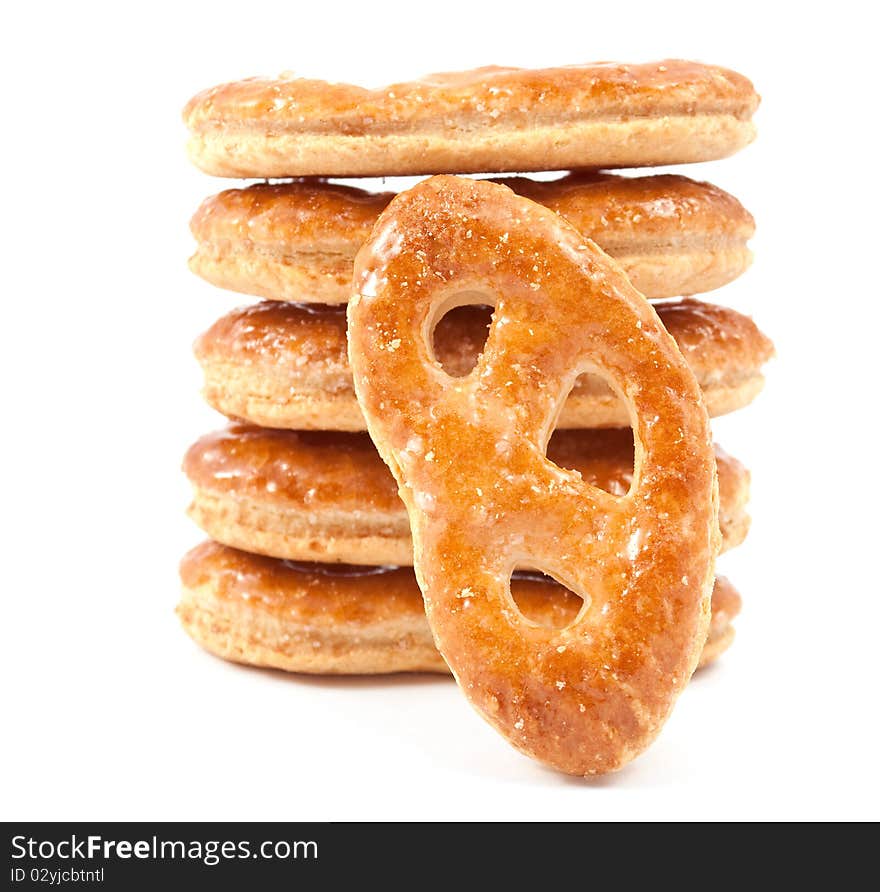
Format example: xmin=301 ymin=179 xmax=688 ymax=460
xmin=183 ymin=60 xmax=758 ymax=177
xmin=183 ymin=425 xmax=750 ymax=566
xmin=194 ymin=298 xmax=773 ymax=432
xmin=178 ymin=542 xmax=742 ymax=675
xmin=189 ymin=173 xmax=755 ymax=303
xmin=347 ymin=176 xmax=720 ymax=775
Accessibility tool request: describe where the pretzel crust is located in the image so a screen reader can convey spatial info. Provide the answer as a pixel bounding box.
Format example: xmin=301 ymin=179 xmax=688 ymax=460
xmin=189 ymin=173 xmax=754 ymax=302
xmin=183 ymin=60 xmax=758 ymax=176
xmin=347 ymin=176 xmax=720 ymax=774
xmin=194 ymin=299 xmax=773 ymax=431
xmin=178 ymin=542 xmax=741 ymax=674
xmin=183 ymin=425 xmax=750 ymax=566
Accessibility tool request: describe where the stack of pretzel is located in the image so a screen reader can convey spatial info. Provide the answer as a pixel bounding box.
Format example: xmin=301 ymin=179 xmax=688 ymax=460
xmin=179 ymin=61 xmax=772 ymax=774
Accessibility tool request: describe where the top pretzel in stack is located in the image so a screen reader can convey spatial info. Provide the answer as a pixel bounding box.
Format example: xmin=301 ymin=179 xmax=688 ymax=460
xmin=178 ymin=61 xmax=769 ymax=773
xmin=183 ymin=60 xmax=757 ymax=176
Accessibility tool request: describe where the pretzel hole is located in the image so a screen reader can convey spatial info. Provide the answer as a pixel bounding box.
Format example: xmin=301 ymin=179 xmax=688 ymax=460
xmin=545 ymin=427 xmax=636 ymax=497
xmin=510 ymin=569 xmax=585 ymax=630
xmin=430 ymin=300 xmax=493 ymax=377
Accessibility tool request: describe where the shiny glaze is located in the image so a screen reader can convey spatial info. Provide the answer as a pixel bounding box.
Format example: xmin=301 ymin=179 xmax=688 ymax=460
xmin=181 ymin=541 xmax=739 ymax=644
xmin=195 ymin=298 xmax=774 ymax=394
xmin=191 ymin=180 xmax=391 ymax=249
xmin=504 ymin=173 xmax=753 ymax=245
xmin=183 ymin=425 xmax=403 ymax=514
xmin=184 ymin=424 xmax=748 ymax=557
xmin=184 ymin=424 xmax=746 ymax=508
xmin=184 ymin=60 xmax=758 ymax=134
xmin=182 ymin=541 xmax=424 ymax=622
xmin=194 ymin=300 xmax=352 ymax=391
xmin=190 ymin=172 xmax=754 ymax=252
xmin=347 ymin=176 xmax=720 ymax=774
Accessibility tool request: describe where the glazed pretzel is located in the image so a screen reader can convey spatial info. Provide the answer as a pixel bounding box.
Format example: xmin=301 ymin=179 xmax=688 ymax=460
xmin=347 ymin=176 xmax=720 ymax=776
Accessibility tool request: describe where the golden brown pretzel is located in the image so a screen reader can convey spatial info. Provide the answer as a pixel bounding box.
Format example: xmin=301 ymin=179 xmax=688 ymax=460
xmin=347 ymin=176 xmax=720 ymax=775
xmin=189 ymin=173 xmax=755 ymax=302
xmin=178 ymin=541 xmax=742 ymax=675
xmin=193 ymin=298 xmax=774 ymax=432
xmin=183 ymin=60 xmax=758 ymax=177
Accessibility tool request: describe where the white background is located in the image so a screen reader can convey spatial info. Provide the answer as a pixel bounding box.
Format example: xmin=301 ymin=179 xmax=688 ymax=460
xmin=3 ymin=0 xmax=877 ymax=821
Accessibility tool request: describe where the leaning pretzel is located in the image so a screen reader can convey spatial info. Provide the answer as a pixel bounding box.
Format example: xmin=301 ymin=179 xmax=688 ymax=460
xmin=347 ymin=176 xmax=719 ymax=776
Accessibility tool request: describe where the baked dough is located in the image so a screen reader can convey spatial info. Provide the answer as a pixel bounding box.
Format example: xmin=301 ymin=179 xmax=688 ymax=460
xmin=178 ymin=541 xmax=742 ymax=674
xmin=184 ymin=424 xmax=750 ymax=566
xmin=194 ymin=298 xmax=773 ymax=431
xmin=183 ymin=60 xmax=758 ymax=177
xmin=347 ymin=174 xmax=721 ymax=774
xmin=189 ymin=173 xmax=754 ymax=303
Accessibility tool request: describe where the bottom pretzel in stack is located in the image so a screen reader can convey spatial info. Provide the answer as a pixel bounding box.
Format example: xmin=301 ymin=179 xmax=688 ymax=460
xmin=178 ymin=541 xmax=742 ymax=675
